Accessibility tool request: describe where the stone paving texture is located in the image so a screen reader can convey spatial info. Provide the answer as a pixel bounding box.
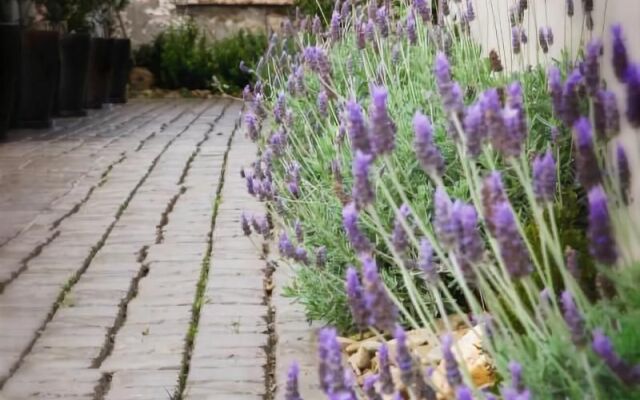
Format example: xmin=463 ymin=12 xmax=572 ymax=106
xmin=0 ymin=99 xmax=320 ymax=400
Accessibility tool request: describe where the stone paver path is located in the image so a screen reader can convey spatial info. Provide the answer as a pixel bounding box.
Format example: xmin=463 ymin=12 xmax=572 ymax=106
xmin=0 ymin=99 xmax=321 ymax=400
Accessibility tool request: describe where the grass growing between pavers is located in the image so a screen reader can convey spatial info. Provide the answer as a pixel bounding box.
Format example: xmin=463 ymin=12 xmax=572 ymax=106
xmin=174 ymin=105 xmax=237 ymax=400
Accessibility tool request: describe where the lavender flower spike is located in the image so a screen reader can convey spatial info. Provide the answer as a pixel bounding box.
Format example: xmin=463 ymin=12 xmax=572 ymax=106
xmin=547 ymin=66 xmax=563 ymax=119
xmin=391 ymin=204 xmax=411 ymax=253
xmin=502 ymin=360 xmax=531 ymax=400
xmin=394 ymin=325 xmax=415 ymax=387
xmin=362 ymin=257 xmax=398 ymax=332
xmin=573 ymin=117 xmax=602 ymax=190
xmin=451 ymin=201 xmax=484 ymax=280
xmin=285 ymin=362 xmax=303 ymax=400
xmin=493 ymin=201 xmax=532 ymax=279
xmin=592 ymin=329 xmax=640 ymax=385
xmin=345 ymin=267 xmax=370 ymax=331
xmin=588 ymin=185 xmax=618 ymax=265
xmin=611 ymin=24 xmax=629 ymax=83
xmin=434 ymin=186 xmax=456 ymax=249
xmin=413 ymin=112 xmax=444 ymax=177
xmin=584 ymin=39 xmax=602 ymax=95
xmin=562 ymin=68 xmax=583 ymax=127
xmin=345 ymin=100 xmax=371 ymax=153
xmin=342 ymin=203 xmax=372 ymax=255
xmin=456 ymin=386 xmax=473 ymax=400
xmin=363 ymin=375 xmax=383 ymax=400
xmin=241 ymin=212 xmax=252 ymax=236
xmin=330 ymin=11 xmax=341 ymax=41
xmin=625 ymin=64 xmax=640 ymax=127
xmin=561 ymin=290 xmax=586 ymax=347
xmin=352 ymin=151 xmax=375 ymax=208
xmin=419 ymin=238 xmax=437 ymax=284
xmin=462 ymin=102 xmax=485 ymax=157
xmin=532 ymin=150 xmax=556 ymax=203
xmin=279 ymin=232 xmax=295 ymax=258
xmin=377 ymin=344 xmax=395 ymax=394
xmin=434 ymin=52 xmax=463 ymax=114
xmin=442 ymin=333 xmax=462 ymax=388
xmin=369 ymin=86 xmax=397 ymax=155
xmin=617 ymin=143 xmax=631 ymax=204
xmin=318 ymin=328 xmax=349 ymax=395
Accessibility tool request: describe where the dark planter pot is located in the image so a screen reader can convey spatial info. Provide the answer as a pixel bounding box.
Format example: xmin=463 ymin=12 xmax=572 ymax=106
xmin=85 ymin=38 xmax=112 ymax=109
xmin=13 ymin=30 xmax=60 ymax=129
xmin=55 ymin=33 xmax=91 ymax=117
xmin=0 ymin=24 xmax=21 ymax=140
xmin=107 ymin=38 xmax=131 ymax=104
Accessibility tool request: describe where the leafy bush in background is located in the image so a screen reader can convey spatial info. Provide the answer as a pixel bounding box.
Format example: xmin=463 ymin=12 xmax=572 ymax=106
xmin=132 ymin=20 xmax=266 ymax=93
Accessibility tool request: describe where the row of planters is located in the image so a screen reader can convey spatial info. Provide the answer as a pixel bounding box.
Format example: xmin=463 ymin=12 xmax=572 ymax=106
xmin=0 ymin=0 xmax=131 ymax=140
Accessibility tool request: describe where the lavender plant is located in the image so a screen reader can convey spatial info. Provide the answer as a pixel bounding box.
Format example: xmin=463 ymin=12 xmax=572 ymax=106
xmin=239 ymin=0 xmax=640 ymax=398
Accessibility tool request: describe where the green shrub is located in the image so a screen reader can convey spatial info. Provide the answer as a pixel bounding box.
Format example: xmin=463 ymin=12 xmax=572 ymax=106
xmin=131 ymin=21 xmax=266 ymax=93
xmin=210 ymin=30 xmax=267 ymax=93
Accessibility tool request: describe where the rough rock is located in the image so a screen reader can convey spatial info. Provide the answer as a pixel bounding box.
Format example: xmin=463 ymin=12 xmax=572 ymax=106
xmin=129 ymin=67 xmax=154 ymax=91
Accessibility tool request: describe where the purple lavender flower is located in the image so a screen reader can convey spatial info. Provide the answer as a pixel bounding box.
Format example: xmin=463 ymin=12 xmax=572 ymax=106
xmin=521 ymin=30 xmax=528 ymax=44
xmin=246 ymin=174 xmax=255 ymax=196
xmin=413 ymin=0 xmax=431 ymax=22
xmin=345 ymin=100 xmax=371 ymax=154
xmin=352 ymin=151 xmax=375 ymax=208
xmin=588 ymin=185 xmax=617 ymax=265
xmin=419 ymin=238 xmax=437 ymax=284
xmin=442 ymin=333 xmax=462 ymax=388
xmin=293 ymin=220 xmax=303 ymax=242
xmin=561 ymin=290 xmax=586 ymax=346
xmin=584 ymin=39 xmax=602 ymax=95
xmin=318 ymin=90 xmax=329 ymax=118
xmin=625 ymin=64 xmax=640 ymax=127
xmin=363 ymin=376 xmax=383 ymax=400
xmin=566 ymin=0 xmax=574 ymax=16
xmin=391 ymin=204 xmax=411 ymax=253
xmin=377 ymin=344 xmax=395 ymax=395
xmin=466 ymin=0 xmax=475 ymax=21
xmin=316 ymin=246 xmax=327 ymax=268
xmin=501 ymin=361 xmax=531 ymax=400
xmin=538 ymin=27 xmax=548 ymax=53
xmin=500 ymin=106 xmax=526 ymax=157
xmin=511 ymin=27 xmax=521 ymax=54
xmin=548 ymin=66 xmax=563 ymax=119
xmin=413 ymin=112 xmax=445 ymax=176
xmin=288 ymin=180 xmax=300 ymax=198
xmin=406 ymin=14 xmax=417 ymax=44
xmin=365 ymin=19 xmax=376 ymax=42
xmin=434 ymin=186 xmax=456 ymax=249
xmin=345 ymin=267 xmax=370 ymax=331
xmin=592 ymin=329 xmax=640 ymax=385
xmin=492 ymin=201 xmax=532 ymax=279
xmin=463 ymin=102 xmax=486 ymax=157
xmin=245 ymin=111 xmax=259 ymax=141
xmin=362 ymin=257 xmax=398 ymax=332
xmin=318 ymin=328 xmax=350 ymax=396
xmin=369 ymin=86 xmax=396 ymax=155
xmin=269 ymin=129 xmax=287 ymax=156
xmin=611 ymin=24 xmax=629 ymax=83
xmin=617 ymin=143 xmax=630 ymax=203
xmin=451 ymin=201 xmax=484 ymax=279
xmin=285 ymin=362 xmax=303 ymax=400
xmin=561 ymin=68 xmax=583 ymax=127
xmin=376 ymin=7 xmax=389 ymax=37
xmin=340 ymin=0 xmax=350 ymax=20
xmin=241 ymin=212 xmax=252 ymax=236
xmin=434 ymin=52 xmax=463 ymax=114
xmin=243 ymin=85 xmax=253 ymax=102
xmin=481 ymin=171 xmax=508 ymax=236
xmin=532 ymin=150 xmax=556 ymax=203
xmin=342 ymin=203 xmax=372 ymax=255
xmin=480 ymin=89 xmax=506 ymax=150
xmin=573 ymin=117 xmax=602 ymax=189
xmin=594 ymin=89 xmax=620 ymax=139
xmin=279 ymin=232 xmax=295 ymax=258
xmin=395 ymin=326 xmax=415 ymax=387
xmin=440 ymin=0 xmax=450 ymax=17
xmin=456 ymin=386 xmax=473 ymax=400
xmin=330 ymin=11 xmax=341 ymax=41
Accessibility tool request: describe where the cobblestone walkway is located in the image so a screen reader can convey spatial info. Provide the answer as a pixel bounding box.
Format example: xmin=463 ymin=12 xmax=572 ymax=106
xmin=0 ymin=99 xmax=321 ymax=400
